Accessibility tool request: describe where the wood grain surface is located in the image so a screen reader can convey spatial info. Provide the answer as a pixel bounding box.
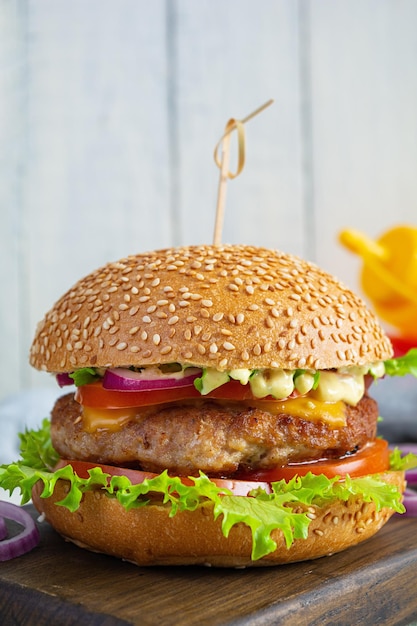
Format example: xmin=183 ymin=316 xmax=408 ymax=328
xmin=1 ymin=506 xmax=417 ymax=626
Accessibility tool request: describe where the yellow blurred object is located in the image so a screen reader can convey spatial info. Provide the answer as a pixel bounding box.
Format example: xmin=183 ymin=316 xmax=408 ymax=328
xmin=339 ymin=225 xmax=417 ymax=338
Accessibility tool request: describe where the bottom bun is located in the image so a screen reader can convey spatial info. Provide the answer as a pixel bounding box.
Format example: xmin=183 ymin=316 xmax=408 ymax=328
xmin=32 ymin=471 xmax=405 ymax=568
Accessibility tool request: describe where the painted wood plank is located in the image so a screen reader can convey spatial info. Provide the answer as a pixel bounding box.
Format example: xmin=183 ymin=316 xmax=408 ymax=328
xmin=19 ymin=1 xmax=172 ymax=391
xmin=0 ymin=1 xmax=27 ymax=398
xmin=2 ymin=1 xmax=417 ymax=405
xmin=307 ymin=0 xmax=417 ymax=295
xmin=172 ymin=0 xmax=305 ymax=255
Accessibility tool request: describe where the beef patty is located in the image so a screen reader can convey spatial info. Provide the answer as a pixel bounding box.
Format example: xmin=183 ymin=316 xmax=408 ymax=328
xmin=50 ymin=393 xmax=379 ymax=476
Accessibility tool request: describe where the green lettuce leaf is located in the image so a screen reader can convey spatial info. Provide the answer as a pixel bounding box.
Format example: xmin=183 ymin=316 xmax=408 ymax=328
xmin=384 ymin=348 xmax=417 ymax=378
xmin=69 ymin=368 xmax=100 ymax=386
xmin=0 ymin=421 xmax=408 ymax=561
xmin=389 ymin=447 xmax=417 ymax=471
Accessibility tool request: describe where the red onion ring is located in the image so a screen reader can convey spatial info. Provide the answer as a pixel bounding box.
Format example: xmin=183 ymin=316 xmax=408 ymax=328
xmin=402 ymin=488 xmax=417 ymax=517
xmin=56 ymin=373 xmax=74 ymax=387
xmin=103 ymin=367 xmax=201 ymax=392
xmin=0 ymin=501 xmax=40 ymax=561
xmin=0 ymin=515 xmax=6 ymax=541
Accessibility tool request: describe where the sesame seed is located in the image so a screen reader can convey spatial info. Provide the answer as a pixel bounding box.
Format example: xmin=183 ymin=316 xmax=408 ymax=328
xmin=168 ymin=315 xmax=179 ymax=325
xmin=265 ymin=317 xmax=274 ymax=329
xmin=228 ymin=284 xmax=239 ymax=292
xmin=116 ymin=342 xmax=127 ymax=351
xmin=209 ymin=343 xmax=218 ymax=354
xmin=236 ymin=313 xmax=245 ymax=325
xmin=223 ymin=341 xmax=235 ymax=351
xmin=140 ymin=331 xmax=147 ymax=340
xmin=142 ymin=316 xmax=151 ymax=323
xmin=213 ymin=312 xmax=224 ymax=322
xmin=219 ymin=358 xmax=228 ymax=368
xmin=202 ymin=299 xmax=213 ymax=307
xmin=160 ymin=345 xmax=172 ymax=355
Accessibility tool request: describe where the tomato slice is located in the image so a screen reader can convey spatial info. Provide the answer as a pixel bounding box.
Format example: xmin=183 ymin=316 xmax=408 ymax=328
xmin=55 ymin=459 xmax=271 ymax=497
xmin=75 ymin=379 xmax=261 ymax=409
xmin=237 ymin=439 xmax=390 ymax=482
xmin=56 ymin=439 xmax=389 ymax=501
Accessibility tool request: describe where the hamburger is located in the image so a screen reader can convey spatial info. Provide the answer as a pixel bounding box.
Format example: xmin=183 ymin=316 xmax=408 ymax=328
xmin=1 ymin=244 xmax=415 ymax=567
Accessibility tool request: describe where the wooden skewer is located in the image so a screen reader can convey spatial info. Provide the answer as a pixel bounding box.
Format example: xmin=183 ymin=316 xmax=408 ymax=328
xmin=212 ymin=99 xmax=274 ymax=246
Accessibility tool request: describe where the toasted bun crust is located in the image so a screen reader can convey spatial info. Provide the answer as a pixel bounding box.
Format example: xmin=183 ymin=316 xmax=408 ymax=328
xmin=30 ymin=244 xmax=392 ymax=373
xmin=32 ymin=471 xmax=404 ymax=567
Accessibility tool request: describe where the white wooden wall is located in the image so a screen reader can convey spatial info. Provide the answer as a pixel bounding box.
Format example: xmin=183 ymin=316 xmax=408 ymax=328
xmin=2 ymin=0 xmax=417 ymax=403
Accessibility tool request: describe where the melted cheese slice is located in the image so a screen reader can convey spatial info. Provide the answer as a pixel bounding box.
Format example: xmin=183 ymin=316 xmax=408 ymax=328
xmin=81 ymin=396 xmax=346 ymax=433
xmin=247 ymin=397 xmax=346 ymax=428
xmin=82 ymin=407 xmax=138 ymax=433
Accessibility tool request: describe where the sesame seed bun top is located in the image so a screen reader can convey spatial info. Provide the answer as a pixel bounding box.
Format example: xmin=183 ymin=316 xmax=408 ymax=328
xmin=29 ymin=244 xmax=393 ymax=373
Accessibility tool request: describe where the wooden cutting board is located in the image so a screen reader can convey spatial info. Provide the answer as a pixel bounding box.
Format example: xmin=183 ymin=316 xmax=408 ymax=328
xmin=1 ymin=505 xmax=417 ymax=626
